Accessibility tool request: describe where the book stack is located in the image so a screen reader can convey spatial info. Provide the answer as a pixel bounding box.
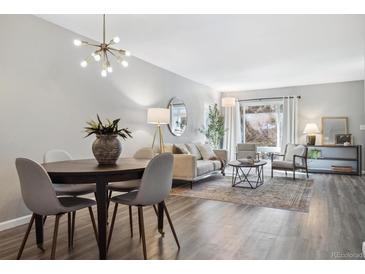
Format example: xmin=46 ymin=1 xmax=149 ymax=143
xmin=331 ymin=165 xmax=353 ymax=173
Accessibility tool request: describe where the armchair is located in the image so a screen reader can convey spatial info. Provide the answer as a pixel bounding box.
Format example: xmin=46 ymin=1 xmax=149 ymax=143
xmin=271 ymin=144 xmax=309 ymax=180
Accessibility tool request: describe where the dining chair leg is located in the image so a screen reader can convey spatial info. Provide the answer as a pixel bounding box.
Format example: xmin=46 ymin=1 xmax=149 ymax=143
xmin=152 ymin=205 xmax=158 ymax=216
xmin=107 ymin=190 xmax=112 ymax=210
xmin=50 ymin=214 xmax=62 ymax=260
xmin=88 ymin=207 xmax=98 ymax=243
xmin=67 ymin=212 xmax=72 ymax=249
xmin=138 ymin=207 xmax=142 ymax=239
xmin=17 ymin=213 xmax=35 ymax=260
xmin=70 ymin=211 xmax=76 ymax=249
xmin=162 ymin=201 xmax=180 ymax=249
xmin=129 ymin=206 xmax=133 ymax=238
xmin=107 ymin=203 xmax=118 ymax=251
xmin=138 ymin=206 xmax=147 ymax=260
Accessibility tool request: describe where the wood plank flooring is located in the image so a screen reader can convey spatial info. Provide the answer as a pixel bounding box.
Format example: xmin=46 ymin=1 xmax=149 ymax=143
xmin=1 ymin=173 xmax=365 ymax=259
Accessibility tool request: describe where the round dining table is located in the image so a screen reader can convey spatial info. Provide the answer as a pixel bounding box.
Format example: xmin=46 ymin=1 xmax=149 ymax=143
xmin=41 ymin=158 xmax=165 ymax=259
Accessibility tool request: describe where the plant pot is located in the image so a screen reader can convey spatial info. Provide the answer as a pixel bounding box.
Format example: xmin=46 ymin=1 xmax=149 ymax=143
xmin=92 ymin=134 xmax=121 ymax=165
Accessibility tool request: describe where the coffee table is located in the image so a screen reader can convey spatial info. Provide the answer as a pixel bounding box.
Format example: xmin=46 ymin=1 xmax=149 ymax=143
xmin=228 ymin=160 xmax=267 ymax=189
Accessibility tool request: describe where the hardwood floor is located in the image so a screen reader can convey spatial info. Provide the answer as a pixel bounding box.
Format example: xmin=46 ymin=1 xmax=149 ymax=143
xmin=1 ymin=173 xmax=365 ymax=259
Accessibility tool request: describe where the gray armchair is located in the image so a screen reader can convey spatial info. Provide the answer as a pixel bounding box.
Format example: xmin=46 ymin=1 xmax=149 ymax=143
xmin=236 ymin=143 xmax=260 ymax=160
xmin=271 ymin=144 xmax=309 ymax=180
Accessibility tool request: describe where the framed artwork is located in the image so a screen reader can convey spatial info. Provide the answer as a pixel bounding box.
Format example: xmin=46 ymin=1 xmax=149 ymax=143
xmin=335 ymin=134 xmax=352 ymax=145
xmin=321 ymin=117 xmax=348 ymax=145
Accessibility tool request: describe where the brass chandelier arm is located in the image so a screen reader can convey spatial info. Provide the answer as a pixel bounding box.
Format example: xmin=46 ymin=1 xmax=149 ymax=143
xmin=108 ymin=47 xmax=127 ymax=56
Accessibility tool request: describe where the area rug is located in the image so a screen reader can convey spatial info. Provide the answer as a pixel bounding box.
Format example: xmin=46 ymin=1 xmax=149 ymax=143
xmin=171 ymin=176 xmax=313 ymax=212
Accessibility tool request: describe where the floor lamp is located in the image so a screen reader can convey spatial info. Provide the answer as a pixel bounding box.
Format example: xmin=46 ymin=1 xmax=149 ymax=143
xmin=147 ymin=108 xmax=170 ymax=153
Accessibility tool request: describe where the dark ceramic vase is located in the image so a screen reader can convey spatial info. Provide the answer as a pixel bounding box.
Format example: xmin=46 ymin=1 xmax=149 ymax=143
xmin=92 ymin=134 xmax=121 ymax=165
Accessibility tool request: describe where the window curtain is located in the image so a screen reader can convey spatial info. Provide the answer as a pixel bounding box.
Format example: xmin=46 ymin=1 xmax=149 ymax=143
xmin=281 ymin=96 xmax=299 ymax=152
xmin=223 ymin=103 xmax=242 ymax=161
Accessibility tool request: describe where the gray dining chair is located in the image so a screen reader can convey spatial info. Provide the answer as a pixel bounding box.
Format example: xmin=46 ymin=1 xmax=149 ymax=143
xmin=107 ymin=147 xmax=156 ymax=238
xmin=44 ymin=149 xmax=96 ymax=196
xmin=44 ymin=149 xmax=96 ymax=248
xmin=107 ymin=153 xmax=179 ymax=260
xmin=15 ymin=158 xmax=98 ymax=259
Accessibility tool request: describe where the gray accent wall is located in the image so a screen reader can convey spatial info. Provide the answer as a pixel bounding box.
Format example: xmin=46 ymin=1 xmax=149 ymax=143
xmin=0 ymin=15 xmax=218 ymax=223
xmin=222 ymin=80 xmax=365 ymax=168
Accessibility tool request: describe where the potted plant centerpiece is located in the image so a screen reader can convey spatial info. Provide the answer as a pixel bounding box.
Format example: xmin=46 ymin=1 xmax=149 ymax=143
xmin=85 ymin=115 xmax=132 ymax=165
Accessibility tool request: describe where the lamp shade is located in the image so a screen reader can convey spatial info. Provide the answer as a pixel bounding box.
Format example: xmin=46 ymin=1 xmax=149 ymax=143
xmin=222 ymin=97 xmax=236 ymax=107
xmin=303 ymin=123 xmax=320 ymax=134
xmin=147 ymin=108 xmax=170 ymax=124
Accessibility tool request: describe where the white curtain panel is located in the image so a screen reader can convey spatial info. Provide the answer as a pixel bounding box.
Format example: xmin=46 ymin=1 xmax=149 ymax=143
xmin=281 ymin=96 xmax=299 ymax=152
xmin=223 ymin=103 xmax=242 ymax=161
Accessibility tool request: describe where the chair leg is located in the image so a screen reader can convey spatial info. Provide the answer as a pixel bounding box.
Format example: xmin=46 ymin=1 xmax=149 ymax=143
xmin=88 ymin=207 xmax=98 ymax=243
xmin=67 ymin=212 xmax=72 ymax=249
xmin=138 ymin=207 xmax=142 ymax=239
xmin=271 ymin=168 xmax=273 ymax=178
xmin=70 ymin=211 xmax=76 ymax=249
xmin=162 ymin=201 xmax=180 ymax=249
xmin=306 ymin=167 xmax=309 ymax=179
xmin=293 ymin=169 xmax=296 ymax=180
xmin=107 ymin=203 xmax=118 ymax=251
xmin=107 ymin=190 xmax=112 ymax=210
xmin=50 ymin=214 xmax=62 ymax=260
xmin=138 ymin=206 xmax=147 ymax=260
xmin=129 ymin=206 xmax=133 ymax=238
xmin=285 ymin=171 xmax=287 ymax=176
xmin=152 ymin=204 xmax=158 ymax=216
xmin=17 ymin=213 xmax=35 ymax=260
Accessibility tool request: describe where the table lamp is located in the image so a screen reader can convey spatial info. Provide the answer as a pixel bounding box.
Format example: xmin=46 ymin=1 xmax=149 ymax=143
xmin=147 ymin=108 xmax=170 ymax=153
xmin=303 ymin=123 xmax=320 ymax=145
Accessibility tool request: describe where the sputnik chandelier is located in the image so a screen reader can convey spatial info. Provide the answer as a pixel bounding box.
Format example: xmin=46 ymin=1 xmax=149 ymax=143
xmin=73 ymin=14 xmax=130 ymax=77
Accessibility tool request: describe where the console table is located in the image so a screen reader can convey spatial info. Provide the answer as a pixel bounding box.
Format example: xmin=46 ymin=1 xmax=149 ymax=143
xmin=307 ymin=145 xmax=362 ymax=176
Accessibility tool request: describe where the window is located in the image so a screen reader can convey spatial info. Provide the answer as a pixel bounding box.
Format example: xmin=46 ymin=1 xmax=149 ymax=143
xmin=240 ymin=101 xmax=283 ymax=149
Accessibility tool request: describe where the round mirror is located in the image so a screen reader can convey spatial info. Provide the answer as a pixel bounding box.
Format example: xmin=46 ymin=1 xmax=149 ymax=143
xmin=168 ymin=98 xmax=187 ymax=136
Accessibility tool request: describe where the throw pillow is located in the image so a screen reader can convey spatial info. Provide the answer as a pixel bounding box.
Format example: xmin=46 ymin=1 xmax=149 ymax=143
xmin=185 ymin=143 xmax=203 ymax=160
xmin=196 ymin=143 xmax=218 ymax=160
xmin=174 ymin=144 xmax=190 ymax=154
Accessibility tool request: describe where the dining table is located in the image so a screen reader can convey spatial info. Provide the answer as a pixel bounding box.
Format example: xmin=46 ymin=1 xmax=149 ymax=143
xmin=41 ymin=157 xmax=165 ymax=259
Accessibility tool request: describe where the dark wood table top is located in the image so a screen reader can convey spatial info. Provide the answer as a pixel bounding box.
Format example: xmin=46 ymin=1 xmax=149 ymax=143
xmin=228 ymin=160 xmax=267 ymax=167
xmin=42 ymin=158 xmax=149 ymax=176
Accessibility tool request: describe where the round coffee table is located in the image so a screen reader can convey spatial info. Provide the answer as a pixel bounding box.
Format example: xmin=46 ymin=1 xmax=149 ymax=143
xmin=228 ymin=160 xmax=267 ymax=189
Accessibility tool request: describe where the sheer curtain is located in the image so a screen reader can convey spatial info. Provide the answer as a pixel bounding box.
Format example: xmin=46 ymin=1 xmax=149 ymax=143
xmin=223 ymin=103 xmax=242 ymax=161
xmin=281 ymin=96 xmax=299 ymax=152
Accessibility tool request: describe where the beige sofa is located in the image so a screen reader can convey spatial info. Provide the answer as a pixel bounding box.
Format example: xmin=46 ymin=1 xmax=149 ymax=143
xmin=163 ymin=143 xmax=228 ymax=188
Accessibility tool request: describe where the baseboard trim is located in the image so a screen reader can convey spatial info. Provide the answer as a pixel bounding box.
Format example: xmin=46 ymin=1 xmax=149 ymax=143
xmin=0 ymin=214 xmax=31 ymax=232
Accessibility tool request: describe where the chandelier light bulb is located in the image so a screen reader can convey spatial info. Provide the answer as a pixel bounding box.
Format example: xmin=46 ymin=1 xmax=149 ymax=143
xmin=80 ymin=60 xmax=88 ymax=68
xmin=112 ymin=36 xmax=120 ymax=43
xmin=121 ymin=60 xmax=129 ymax=67
xmin=125 ymin=50 xmax=131 ymax=56
xmin=73 ymin=39 xmax=82 ymax=47
xmin=107 ymin=66 xmax=113 ymax=73
xmin=92 ymin=53 xmax=101 ymax=62
xmin=101 ymin=69 xmax=107 ymax=77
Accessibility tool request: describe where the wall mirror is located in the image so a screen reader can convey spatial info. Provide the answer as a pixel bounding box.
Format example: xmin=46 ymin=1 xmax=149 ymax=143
xmin=321 ymin=117 xmax=348 ymax=145
xmin=168 ymin=97 xmax=187 ymax=136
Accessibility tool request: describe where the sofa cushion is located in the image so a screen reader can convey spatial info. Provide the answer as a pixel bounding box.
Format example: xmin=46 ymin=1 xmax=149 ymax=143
xmin=174 ymin=144 xmax=190 ymax=154
xmin=212 ymin=160 xmax=222 ymax=170
xmin=196 ymin=143 xmax=218 ymax=160
xmin=196 ymin=160 xmax=215 ymax=176
xmin=185 ymin=143 xmax=202 ymax=160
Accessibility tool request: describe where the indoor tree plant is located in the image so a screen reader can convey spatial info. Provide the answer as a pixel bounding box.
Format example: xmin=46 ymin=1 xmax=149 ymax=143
xmin=85 ymin=114 xmax=132 ymax=165
xmin=200 ymin=104 xmax=226 ymax=149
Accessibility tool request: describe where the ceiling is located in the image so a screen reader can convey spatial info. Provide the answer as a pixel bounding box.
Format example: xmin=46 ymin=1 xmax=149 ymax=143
xmin=38 ymin=14 xmax=365 ymax=91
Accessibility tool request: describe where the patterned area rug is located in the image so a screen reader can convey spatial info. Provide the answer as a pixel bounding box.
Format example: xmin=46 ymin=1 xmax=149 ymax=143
xmin=171 ymin=175 xmax=313 ymax=212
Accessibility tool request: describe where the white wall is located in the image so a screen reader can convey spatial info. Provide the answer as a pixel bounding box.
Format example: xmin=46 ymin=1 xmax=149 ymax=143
xmin=222 ymin=80 xmax=365 ymax=165
xmin=0 ymin=15 xmax=218 ymax=223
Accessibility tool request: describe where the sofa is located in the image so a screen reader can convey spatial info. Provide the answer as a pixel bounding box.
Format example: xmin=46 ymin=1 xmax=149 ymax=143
xmin=163 ymin=143 xmax=228 ymax=188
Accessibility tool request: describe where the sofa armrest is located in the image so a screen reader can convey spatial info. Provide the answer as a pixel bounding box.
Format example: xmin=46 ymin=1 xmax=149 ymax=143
xmin=172 ymin=154 xmax=197 ymax=180
xmin=214 ymin=149 xmax=228 ymax=163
